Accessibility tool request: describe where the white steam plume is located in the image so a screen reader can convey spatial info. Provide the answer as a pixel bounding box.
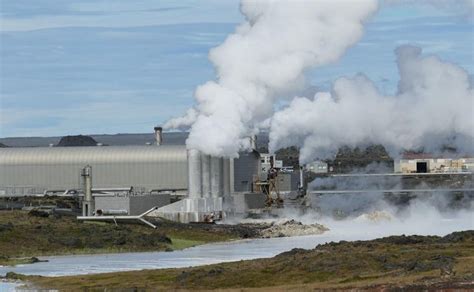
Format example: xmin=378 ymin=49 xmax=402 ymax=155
xmin=165 ymin=0 xmax=378 ymax=157
xmin=269 ymin=45 xmax=474 ymax=163
xmin=163 ymin=108 xmax=197 ymax=130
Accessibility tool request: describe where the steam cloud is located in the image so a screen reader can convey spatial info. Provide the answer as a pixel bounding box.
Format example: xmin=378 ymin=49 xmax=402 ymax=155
xmin=165 ymin=0 xmax=473 ymax=162
xmin=269 ymin=45 xmax=474 ymax=163
xmin=165 ymin=0 xmax=378 ymax=157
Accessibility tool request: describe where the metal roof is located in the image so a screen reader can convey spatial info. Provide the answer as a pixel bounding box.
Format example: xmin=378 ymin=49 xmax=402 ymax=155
xmin=0 ymin=145 xmax=187 ymax=165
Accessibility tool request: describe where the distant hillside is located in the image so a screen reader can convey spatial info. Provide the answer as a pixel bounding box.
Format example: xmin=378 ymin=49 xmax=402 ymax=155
xmin=275 ymin=146 xmax=299 ymax=168
xmin=0 ymin=131 xmax=270 ymax=148
xmin=0 ymin=143 xmax=8 ymax=148
xmin=56 ymin=135 xmax=98 ymax=147
xmin=330 ymin=145 xmax=393 ymax=172
xmin=269 ymin=144 xmax=394 ymax=172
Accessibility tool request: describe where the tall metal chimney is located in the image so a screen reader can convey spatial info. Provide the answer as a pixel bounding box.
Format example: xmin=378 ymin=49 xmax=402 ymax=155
xmin=249 ymin=135 xmax=257 ymax=151
xmin=187 ymin=149 xmax=202 ymax=198
xmin=222 ymin=158 xmax=231 ymax=197
xmin=81 ymin=165 xmax=94 ymax=216
xmin=201 ymin=154 xmax=211 ymax=198
xmin=154 ymin=126 xmax=163 ymax=146
xmin=210 ymin=157 xmax=223 ymax=198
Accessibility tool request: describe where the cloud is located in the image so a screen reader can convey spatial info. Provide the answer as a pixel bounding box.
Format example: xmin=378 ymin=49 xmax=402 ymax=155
xmin=269 ymin=46 xmax=474 ymax=163
xmin=0 ymin=1 xmax=241 ymax=32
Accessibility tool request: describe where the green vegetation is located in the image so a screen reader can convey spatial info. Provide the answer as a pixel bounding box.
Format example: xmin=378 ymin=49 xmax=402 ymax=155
xmin=0 ymin=211 xmax=240 ymax=266
xmin=22 ymin=231 xmax=474 ymax=291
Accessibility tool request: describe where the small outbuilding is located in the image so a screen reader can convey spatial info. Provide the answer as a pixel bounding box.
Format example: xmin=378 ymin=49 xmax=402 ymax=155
xmin=394 ymin=153 xmax=474 ymax=174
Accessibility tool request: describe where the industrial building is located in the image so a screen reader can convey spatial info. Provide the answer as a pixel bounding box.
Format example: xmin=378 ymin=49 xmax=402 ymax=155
xmin=305 ymin=160 xmax=329 ymax=174
xmin=0 ymin=128 xmax=298 ymax=222
xmin=394 ymin=153 xmax=474 ymax=174
xmin=0 ymin=145 xmax=188 ymax=196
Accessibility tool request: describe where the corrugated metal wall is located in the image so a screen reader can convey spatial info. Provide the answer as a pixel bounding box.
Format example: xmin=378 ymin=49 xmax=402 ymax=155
xmin=0 ymin=146 xmax=187 ymax=195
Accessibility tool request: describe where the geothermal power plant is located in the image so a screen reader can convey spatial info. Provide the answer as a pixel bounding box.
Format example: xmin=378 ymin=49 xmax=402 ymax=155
xmin=0 ymin=127 xmax=303 ymax=223
xmin=0 ymin=126 xmax=473 ymax=225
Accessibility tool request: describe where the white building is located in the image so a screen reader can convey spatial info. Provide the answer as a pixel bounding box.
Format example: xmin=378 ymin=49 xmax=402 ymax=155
xmin=394 ymin=153 xmax=474 ymax=173
xmin=305 ymin=160 xmax=328 ymax=174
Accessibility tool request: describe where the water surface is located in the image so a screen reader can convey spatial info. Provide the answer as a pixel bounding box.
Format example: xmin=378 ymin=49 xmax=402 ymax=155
xmin=1 ymin=211 xmax=471 ymax=278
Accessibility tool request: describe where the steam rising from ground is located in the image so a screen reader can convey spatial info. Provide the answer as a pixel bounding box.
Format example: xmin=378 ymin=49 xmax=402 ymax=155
xmin=269 ymin=46 xmax=474 ymax=163
xmin=165 ymin=0 xmax=378 ymax=157
xmin=226 ymin=191 xmax=473 ymax=238
xmin=306 ymin=163 xmax=473 ymax=216
xmin=254 ymin=189 xmax=473 ymax=237
xmin=319 ymin=200 xmax=473 ymax=238
xmin=230 ymin=163 xmax=473 ymax=236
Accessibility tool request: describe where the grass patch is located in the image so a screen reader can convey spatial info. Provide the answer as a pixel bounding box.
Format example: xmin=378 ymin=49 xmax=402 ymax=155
xmin=0 ymin=210 xmax=239 ymax=266
xmin=168 ymin=238 xmax=205 ymax=250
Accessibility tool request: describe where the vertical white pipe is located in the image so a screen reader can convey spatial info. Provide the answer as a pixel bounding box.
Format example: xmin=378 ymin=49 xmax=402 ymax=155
xmin=82 ymin=165 xmax=93 ymax=216
xmin=201 ymin=154 xmax=211 ymax=198
xmin=249 ymin=135 xmax=257 ymax=151
xmin=229 ymin=158 xmax=235 ymax=194
xmin=210 ymin=156 xmax=222 ymax=198
xmin=187 ymin=149 xmax=202 ymax=198
xmin=218 ymin=157 xmax=224 ymax=196
xmin=223 ymin=158 xmax=230 ymax=197
xmin=299 ymin=166 xmax=304 ymax=190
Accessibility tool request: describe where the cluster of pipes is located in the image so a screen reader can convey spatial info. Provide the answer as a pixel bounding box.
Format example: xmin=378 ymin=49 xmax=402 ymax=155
xmin=187 ymin=149 xmax=232 ymax=199
xmin=155 ymin=125 xmax=234 ymax=200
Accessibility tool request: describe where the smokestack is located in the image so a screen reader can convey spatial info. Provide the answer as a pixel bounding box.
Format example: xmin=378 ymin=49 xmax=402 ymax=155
xmin=201 ymin=154 xmax=211 ymax=198
xmin=187 ymin=149 xmax=202 ymax=198
xmin=210 ymin=157 xmax=223 ymax=198
xmin=249 ymin=135 xmax=257 ymax=151
xmin=81 ymin=165 xmax=94 ymax=216
xmin=154 ymin=126 xmax=163 ymax=146
xmin=222 ymin=158 xmax=231 ymax=197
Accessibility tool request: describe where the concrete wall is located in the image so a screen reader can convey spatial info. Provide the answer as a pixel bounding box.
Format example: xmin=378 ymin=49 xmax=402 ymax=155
xmin=95 ymin=194 xmax=170 ymax=215
xmin=95 ymin=196 xmax=130 ymax=213
xmin=129 ymin=194 xmax=170 ymax=215
xmin=232 ymin=192 xmax=266 ymax=213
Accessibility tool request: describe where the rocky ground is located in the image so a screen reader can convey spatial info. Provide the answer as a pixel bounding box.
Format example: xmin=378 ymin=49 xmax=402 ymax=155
xmin=15 ymin=230 xmax=473 ymax=291
xmin=0 ymin=209 xmax=325 ymax=267
xmin=238 ymin=219 xmax=328 ymax=238
xmin=0 ymin=210 xmax=260 ymax=266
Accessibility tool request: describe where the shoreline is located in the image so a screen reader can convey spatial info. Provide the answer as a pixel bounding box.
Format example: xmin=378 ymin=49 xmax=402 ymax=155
xmin=9 ymin=230 xmax=473 ymax=291
xmin=0 ymin=210 xmax=328 ymax=268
